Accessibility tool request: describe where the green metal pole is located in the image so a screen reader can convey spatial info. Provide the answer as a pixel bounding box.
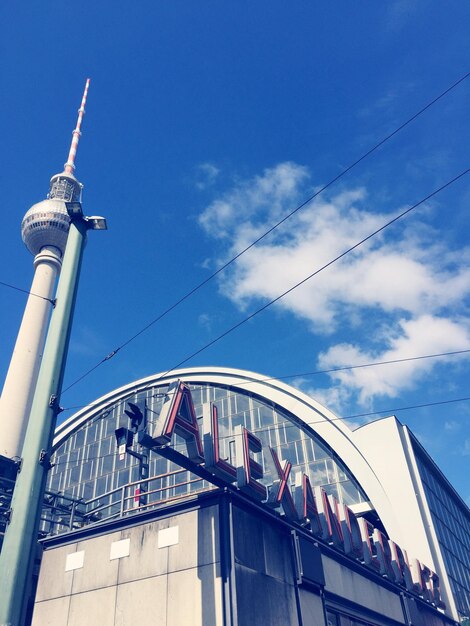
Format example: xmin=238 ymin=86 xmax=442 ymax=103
xmin=0 ymin=219 xmax=88 ymax=626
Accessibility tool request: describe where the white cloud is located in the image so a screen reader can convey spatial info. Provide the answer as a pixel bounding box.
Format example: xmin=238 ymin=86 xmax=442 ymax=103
xmin=198 ymin=162 xmax=309 ymax=238
xmin=195 ymin=162 xmax=220 ymax=190
xmin=198 ymin=161 xmax=470 ymax=403
xmin=293 ymin=380 xmax=359 ymax=426
xmin=198 ymin=312 xmax=214 ymax=332
xmin=201 ymin=179 xmax=469 ymax=331
xmin=318 ymin=315 xmax=470 ymax=403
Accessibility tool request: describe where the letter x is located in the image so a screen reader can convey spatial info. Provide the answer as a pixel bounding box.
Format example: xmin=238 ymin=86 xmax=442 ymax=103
xmin=268 ymin=447 xmax=298 ymax=519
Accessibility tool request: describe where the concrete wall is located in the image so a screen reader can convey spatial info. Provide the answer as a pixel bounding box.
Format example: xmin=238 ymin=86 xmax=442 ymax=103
xmin=322 ymin=554 xmax=404 ymax=623
xmin=32 ymin=506 xmax=222 ymax=626
xmin=33 ymin=495 xmax=456 ymax=626
xmin=232 ymin=504 xmax=304 ymax=626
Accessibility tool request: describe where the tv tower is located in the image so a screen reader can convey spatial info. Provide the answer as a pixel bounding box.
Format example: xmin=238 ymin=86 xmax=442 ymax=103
xmin=0 ymin=80 xmax=106 ymax=625
xmin=0 ymin=80 xmax=90 ymax=459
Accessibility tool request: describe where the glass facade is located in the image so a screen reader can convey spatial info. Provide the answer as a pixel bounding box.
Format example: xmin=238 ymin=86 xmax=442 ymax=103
xmin=46 ymin=380 xmax=368 ymax=533
xmin=415 ymin=450 xmax=470 ymax=620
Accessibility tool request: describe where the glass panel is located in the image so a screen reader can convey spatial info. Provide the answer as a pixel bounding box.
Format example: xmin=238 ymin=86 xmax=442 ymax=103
xmin=236 ymin=393 xmax=250 ymax=414
xmin=415 ymin=453 xmax=470 ymax=616
xmin=340 ymin=480 xmax=361 ymax=506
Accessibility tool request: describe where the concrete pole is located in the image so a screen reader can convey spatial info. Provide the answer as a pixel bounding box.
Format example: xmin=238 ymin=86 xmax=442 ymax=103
xmin=0 ymin=246 xmax=61 ymax=459
xmin=0 ymin=218 xmax=88 ymax=626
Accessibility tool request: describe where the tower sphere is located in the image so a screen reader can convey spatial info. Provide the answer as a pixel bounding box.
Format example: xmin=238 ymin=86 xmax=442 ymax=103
xmin=21 ymin=199 xmax=70 ymax=257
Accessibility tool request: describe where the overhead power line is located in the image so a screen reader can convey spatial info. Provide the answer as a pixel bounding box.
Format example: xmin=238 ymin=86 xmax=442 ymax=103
xmin=215 ymin=393 xmax=470 ymax=448
xmin=148 ymin=394 xmax=470 ymax=433
xmin=61 ymin=72 xmax=470 ymax=394
xmin=221 ymin=395 xmax=470 ymax=443
xmin=61 ymin=347 xmax=470 ymax=413
xmin=65 ymin=168 xmax=470 ymax=399
xmin=69 ymin=165 xmax=470 ymax=407
xmin=231 ymin=348 xmax=470 ymax=387
xmin=340 ymin=396 xmax=470 ymax=421
xmin=0 ymin=280 xmax=55 ymax=305
xmin=148 ymin=168 xmax=469 ymax=385
xmin=60 ymin=347 xmax=470 ymax=416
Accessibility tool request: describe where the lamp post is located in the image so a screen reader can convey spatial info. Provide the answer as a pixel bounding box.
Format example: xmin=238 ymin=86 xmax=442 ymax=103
xmin=0 ymin=205 xmax=106 ymax=626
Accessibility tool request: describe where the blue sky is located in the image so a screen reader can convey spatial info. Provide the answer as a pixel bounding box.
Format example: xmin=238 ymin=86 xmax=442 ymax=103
xmin=1 ymin=2 xmax=469 ymax=500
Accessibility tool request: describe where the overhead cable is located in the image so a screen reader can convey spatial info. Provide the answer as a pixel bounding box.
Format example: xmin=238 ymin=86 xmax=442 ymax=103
xmin=61 ymin=347 xmax=470 ymax=413
xmin=148 ymin=168 xmax=470 ymax=384
xmin=229 ymin=348 xmax=470 ymax=387
xmin=0 ymin=280 xmax=55 ymax=304
xmin=64 ymin=167 xmax=470 ymax=403
xmin=61 ymin=72 xmax=470 ymax=394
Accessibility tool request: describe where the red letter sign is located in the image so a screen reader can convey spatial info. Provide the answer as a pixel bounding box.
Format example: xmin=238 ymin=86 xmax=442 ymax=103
xmin=202 ymin=403 xmax=237 ymax=482
xmin=314 ymin=486 xmax=344 ymax=549
xmin=265 ymin=447 xmax=298 ymax=520
xmin=294 ymin=473 xmax=322 ymax=535
xmin=151 ymin=380 xmax=204 ymax=463
xmin=235 ymin=425 xmax=267 ymax=501
xmin=339 ymin=505 xmax=362 ymax=559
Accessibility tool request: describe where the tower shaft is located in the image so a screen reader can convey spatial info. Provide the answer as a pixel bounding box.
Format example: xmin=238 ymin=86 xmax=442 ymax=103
xmin=0 ymin=248 xmax=61 ymax=458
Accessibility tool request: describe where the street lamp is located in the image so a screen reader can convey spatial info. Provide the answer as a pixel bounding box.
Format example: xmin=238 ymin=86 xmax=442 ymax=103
xmin=86 ymin=216 xmax=107 ymax=230
xmin=66 ymin=201 xmax=107 ymax=231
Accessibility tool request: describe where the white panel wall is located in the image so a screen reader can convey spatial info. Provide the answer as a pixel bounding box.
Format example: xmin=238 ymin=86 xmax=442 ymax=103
xmin=353 ymin=417 xmax=434 ymax=566
xmin=32 ymin=506 xmax=222 ymax=626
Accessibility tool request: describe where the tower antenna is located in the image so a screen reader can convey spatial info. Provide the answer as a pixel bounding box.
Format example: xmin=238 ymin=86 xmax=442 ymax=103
xmin=64 ymin=78 xmax=90 ymax=175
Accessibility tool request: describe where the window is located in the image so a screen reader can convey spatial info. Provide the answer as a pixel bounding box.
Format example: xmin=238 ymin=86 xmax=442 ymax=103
xmin=326 ymin=610 xmax=339 ymax=626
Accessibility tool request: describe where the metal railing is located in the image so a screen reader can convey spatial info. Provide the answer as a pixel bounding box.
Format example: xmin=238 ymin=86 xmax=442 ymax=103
xmin=41 ymin=467 xmax=217 ymax=536
xmin=39 ymin=490 xmax=89 ymax=536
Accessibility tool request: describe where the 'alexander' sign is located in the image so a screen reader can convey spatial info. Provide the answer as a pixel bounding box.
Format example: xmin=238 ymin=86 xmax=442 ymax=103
xmin=138 ymin=380 xmax=445 ymax=609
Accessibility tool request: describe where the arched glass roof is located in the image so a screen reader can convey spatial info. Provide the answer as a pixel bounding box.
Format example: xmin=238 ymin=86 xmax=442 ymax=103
xmin=45 ymin=369 xmax=370 ymax=534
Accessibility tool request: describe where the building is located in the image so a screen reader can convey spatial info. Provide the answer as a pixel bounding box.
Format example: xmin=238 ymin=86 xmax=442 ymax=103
xmin=31 ymin=366 xmax=469 ymax=625
xmin=354 ymin=416 xmax=470 ymax=621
